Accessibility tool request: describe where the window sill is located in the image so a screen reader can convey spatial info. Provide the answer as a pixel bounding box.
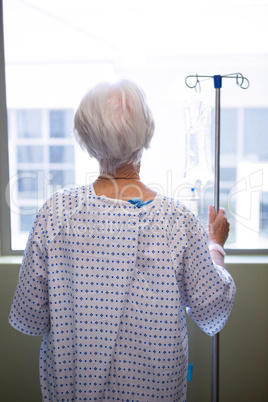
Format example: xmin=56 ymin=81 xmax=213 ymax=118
xmin=225 ymin=255 xmax=268 ymax=265
xmin=0 ymin=255 xmax=22 ymax=265
xmin=0 ymin=254 xmax=268 ymax=266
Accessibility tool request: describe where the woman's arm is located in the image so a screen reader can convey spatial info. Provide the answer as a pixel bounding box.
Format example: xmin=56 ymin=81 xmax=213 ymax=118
xmin=208 ymin=205 xmax=230 ymax=268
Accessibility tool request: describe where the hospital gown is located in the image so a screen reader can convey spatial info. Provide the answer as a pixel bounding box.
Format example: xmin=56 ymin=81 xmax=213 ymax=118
xmin=9 ymin=184 xmax=236 ymax=402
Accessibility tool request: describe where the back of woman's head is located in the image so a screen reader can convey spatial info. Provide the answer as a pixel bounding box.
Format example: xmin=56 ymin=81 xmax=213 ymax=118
xmin=74 ymin=80 xmax=155 ymax=174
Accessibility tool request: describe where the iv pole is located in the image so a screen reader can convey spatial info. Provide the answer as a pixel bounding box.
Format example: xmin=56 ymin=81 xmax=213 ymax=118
xmin=185 ymin=72 xmax=249 ymax=402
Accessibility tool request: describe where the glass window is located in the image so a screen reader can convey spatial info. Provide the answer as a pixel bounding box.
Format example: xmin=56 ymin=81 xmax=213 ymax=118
xmin=49 ymin=170 xmax=75 ymax=187
xmin=220 ymin=188 xmax=237 ymax=245
xmin=19 ymin=207 xmax=37 ymax=232
xmin=2 ymin=0 xmax=268 ymax=252
xmin=49 ymin=110 xmax=73 ymax=138
xmin=17 ymin=145 xmax=43 ymax=163
xmin=17 ymin=110 xmax=42 ymax=138
xmin=244 ymin=109 xmax=268 ymax=161
xmin=6 ymin=108 xmax=75 ymax=250
xmin=221 ymin=109 xmax=238 ymax=155
xmin=221 ymin=168 xmax=237 ymax=183
xmin=49 ymin=145 xmax=74 ymax=163
xmin=17 ymin=170 xmax=40 ymax=195
xmin=260 ymin=192 xmax=268 ymax=235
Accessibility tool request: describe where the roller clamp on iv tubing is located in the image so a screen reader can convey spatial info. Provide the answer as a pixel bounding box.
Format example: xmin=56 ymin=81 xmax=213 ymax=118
xmin=185 ymin=72 xmax=250 ymax=91
xmin=185 ymin=71 xmax=249 ymax=402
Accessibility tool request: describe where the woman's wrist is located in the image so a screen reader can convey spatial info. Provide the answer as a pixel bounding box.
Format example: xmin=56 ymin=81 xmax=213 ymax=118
xmin=208 ymin=242 xmax=226 ymax=257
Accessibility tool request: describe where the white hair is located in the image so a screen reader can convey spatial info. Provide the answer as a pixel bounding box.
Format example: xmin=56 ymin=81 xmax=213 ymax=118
xmin=73 ymin=79 xmax=155 ymax=174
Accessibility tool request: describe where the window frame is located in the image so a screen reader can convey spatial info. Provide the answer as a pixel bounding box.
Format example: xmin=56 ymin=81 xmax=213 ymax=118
xmin=0 ymin=2 xmax=19 ymax=255
xmin=0 ymin=2 xmax=267 ymax=256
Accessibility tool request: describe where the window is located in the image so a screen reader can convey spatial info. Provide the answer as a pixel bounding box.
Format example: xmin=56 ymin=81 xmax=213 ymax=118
xmin=219 ymin=108 xmax=268 ymax=249
xmin=49 ymin=110 xmax=73 ymax=138
xmin=261 ymin=192 xmax=268 ymax=236
xmin=17 ymin=110 xmax=42 ymax=138
xmin=1 ymin=0 xmax=268 ymax=253
xmin=7 ymin=108 xmax=75 ymax=249
xmin=244 ymin=109 xmax=268 ymax=161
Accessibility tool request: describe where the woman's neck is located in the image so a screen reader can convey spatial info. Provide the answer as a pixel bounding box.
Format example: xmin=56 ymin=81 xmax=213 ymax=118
xmin=93 ymin=163 xmax=156 ymax=201
xmin=98 ymin=163 xmax=140 ymax=180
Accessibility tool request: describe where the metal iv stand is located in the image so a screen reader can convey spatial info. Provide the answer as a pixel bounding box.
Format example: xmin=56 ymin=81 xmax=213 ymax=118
xmin=185 ymin=72 xmax=249 ymax=402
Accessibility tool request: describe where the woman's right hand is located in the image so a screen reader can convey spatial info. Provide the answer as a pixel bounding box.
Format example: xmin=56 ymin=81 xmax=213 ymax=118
xmin=208 ymin=205 xmax=230 ymax=246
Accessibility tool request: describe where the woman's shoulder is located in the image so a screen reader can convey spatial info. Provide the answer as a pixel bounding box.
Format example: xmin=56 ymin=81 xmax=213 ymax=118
xmin=39 ymin=185 xmax=92 ymax=219
xmin=157 ymin=194 xmax=192 ymax=216
xmin=33 ymin=185 xmax=93 ymax=243
xmin=157 ymin=195 xmax=205 ymax=233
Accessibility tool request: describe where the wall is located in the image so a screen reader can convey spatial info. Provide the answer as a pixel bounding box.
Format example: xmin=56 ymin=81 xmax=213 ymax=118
xmin=0 ymin=259 xmax=267 ymax=402
xmin=0 ymin=262 xmax=42 ymax=402
xmin=186 ymin=260 xmax=268 ymax=402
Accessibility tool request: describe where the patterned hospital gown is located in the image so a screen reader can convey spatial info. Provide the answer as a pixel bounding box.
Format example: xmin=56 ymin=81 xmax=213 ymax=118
xmin=9 ymin=184 xmax=236 ymax=402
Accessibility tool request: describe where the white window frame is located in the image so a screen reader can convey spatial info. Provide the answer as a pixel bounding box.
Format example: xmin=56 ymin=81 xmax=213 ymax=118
xmin=0 ymin=2 xmax=15 ymax=255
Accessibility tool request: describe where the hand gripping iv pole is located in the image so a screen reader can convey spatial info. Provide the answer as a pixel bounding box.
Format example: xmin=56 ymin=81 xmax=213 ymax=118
xmin=185 ymin=73 xmax=249 ymax=402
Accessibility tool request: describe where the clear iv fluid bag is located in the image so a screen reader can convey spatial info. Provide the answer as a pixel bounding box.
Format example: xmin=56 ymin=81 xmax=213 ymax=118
xmin=183 ymin=99 xmax=214 ymax=225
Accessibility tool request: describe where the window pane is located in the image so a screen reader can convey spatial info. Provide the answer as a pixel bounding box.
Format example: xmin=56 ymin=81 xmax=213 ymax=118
xmin=49 ymin=145 xmax=74 ymax=163
xmin=49 ymin=110 xmax=73 ymax=138
xmin=221 ymin=168 xmax=237 ymax=183
xmin=244 ymin=109 xmax=268 ymax=161
xmin=221 ymin=109 xmax=238 ymax=155
xmin=261 ymin=192 xmax=268 ymax=236
xmin=19 ymin=207 xmax=37 ymax=232
xmin=220 ymin=188 xmax=237 ymax=245
xmin=17 ymin=170 xmax=41 ymax=198
xmin=49 ymin=170 xmax=75 ymax=187
xmin=17 ymin=145 xmax=43 ymax=163
xmin=17 ymin=110 xmax=42 ymax=138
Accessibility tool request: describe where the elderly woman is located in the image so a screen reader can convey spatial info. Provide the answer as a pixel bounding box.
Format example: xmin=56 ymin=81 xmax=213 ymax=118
xmin=9 ymin=80 xmax=235 ymax=402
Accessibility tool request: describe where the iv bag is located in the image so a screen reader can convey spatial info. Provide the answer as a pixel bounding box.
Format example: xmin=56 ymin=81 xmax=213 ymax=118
xmin=183 ymin=98 xmax=214 ymax=226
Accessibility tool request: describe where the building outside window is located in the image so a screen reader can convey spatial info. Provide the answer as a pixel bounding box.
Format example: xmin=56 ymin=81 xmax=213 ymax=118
xmin=8 ymin=108 xmax=75 ymax=249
